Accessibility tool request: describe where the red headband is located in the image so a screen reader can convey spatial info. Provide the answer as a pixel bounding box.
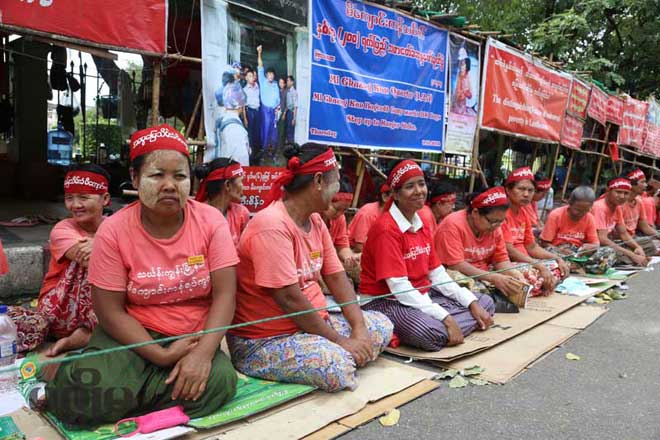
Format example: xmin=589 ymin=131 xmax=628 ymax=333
xmin=505 ymin=167 xmax=535 ymax=185
xmin=129 ymin=124 xmax=190 ymax=162
xmin=195 ymin=163 xmax=244 ymax=202
xmin=266 ymin=148 xmax=338 ymax=205
xmin=332 ymin=192 xmax=353 ymax=203
xmin=380 ymin=184 xmax=391 ymax=194
xmin=430 ymin=193 xmax=456 ymax=205
xmin=626 ymin=169 xmax=645 ymax=182
xmin=387 ymin=160 xmax=424 ymax=189
xmin=63 ymin=171 xmax=109 ymax=195
xmin=608 ymin=178 xmax=632 ymax=191
xmin=535 ymin=179 xmax=552 ymax=191
xmin=471 ymin=187 xmax=508 ymax=209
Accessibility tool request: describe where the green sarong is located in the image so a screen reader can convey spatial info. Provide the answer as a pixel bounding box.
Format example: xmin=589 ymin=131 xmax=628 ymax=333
xmin=45 ymin=326 xmax=237 ymax=426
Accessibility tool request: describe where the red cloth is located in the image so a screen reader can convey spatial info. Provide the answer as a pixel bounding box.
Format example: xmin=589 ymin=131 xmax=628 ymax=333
xmin=329 ymin=214 xmax=350 ymax=249
xmin=608 ymin=178 xmax=631 ymax=191
xmin=226 ymin=202 xmax=251 ymax=248
xmin=63 ymin=171 xmax=109 ymax=195
xmin=88 ymin=200 xmax=239 ymax=336
xmin=0 ymin=239 xmax=8 ymax=275
xmin=40 ymin=219 xmax=96 ymax=298
xmin=348 ymin=202 xmax=381 ymax=247
xmin=267 ymin=149 xmax=337 ymax=205
xmin=501 ymin=207 xmax=535 ymax=255
xmin=642 ymin=196 xmax=657 ymax=226
xmin=539 ymin=206 xmax=599 ymax=247
xmin=505 ymin=167 xmax=534 ymax=185
xmin=471 ymin=187 xmax=508 ymax=209
xmin=195 ymin=164 xmax=244 ymax=202
xmin=522 ymin=202 xmax=539 ymax=227
xmin=360 ymin=210 xmax=440 ymax=296
xmin=129 ymin=124 xmax=189 ymax=161
xmin=591 ymin=198 xmax=625 ymax=235
xmin=230 ymin=201 xmax=343 ymax=339
xmin=434 ymin=210 xmax=509 ymax=271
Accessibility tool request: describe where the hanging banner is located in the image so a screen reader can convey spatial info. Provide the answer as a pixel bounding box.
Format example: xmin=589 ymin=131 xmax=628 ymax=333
xmin=0 ymin=0 xmax=167 ymax=54
xmin=587 ymin=86 xmax=608 ymax=126
xmin=444 ymin=33 xmax=481 ymax=155
xmin=240 ymin=167 xmax=285 ymax=213
xmin=308 ymin=0 xmax=449 ymax=152
xmin=617 ymin=97 xmax=648 ymax=148
xmin=480 ymin=39 xmax=571 ymax=143
xmin=642 ymin=97 xmax=660 ymax=156
xmin=560 ymin=114 xmax=584 ymax=150
xmin=566 ymin=78 xmax=590 ymax=120
xmin=606 ymin=95 xmax=624 ymax=125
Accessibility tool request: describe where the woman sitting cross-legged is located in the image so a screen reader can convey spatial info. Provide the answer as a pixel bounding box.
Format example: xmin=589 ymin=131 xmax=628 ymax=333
xmin=434 ymin=187 xmax=530 ymax=310
xmin=360 ymin=160 xmax=494 ymax=352
xmin=227 ymin=144 xmax=393 ymax=392
xmin=45 ymin=125 xmax=238 ymax=425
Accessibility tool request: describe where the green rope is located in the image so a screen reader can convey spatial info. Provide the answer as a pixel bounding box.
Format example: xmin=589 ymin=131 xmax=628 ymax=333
xmin=0 ymin=239 xmax=644 ymax=375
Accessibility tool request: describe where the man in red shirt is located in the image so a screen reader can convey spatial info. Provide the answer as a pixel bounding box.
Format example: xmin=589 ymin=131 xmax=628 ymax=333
xmin=623 ymin=169 xmax=659 ymax=257
xmin=591 ymin=177 xmax=649 ymax=266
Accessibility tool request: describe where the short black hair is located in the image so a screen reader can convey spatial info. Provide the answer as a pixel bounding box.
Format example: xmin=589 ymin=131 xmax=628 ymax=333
xmin=287 ymin=75 xmax=295 ymax=82
xmin=429 ymin=181 xmax=457 ymax=201
xmin=282 ymin=143 xmax=335 ymax=193
xmin=194 ymin=158 xmax=241 ymax=199
xmin=67 ymin=163 xmax=111 ymax=183
xmin=266 ymin=67 xmax=276 ymax=76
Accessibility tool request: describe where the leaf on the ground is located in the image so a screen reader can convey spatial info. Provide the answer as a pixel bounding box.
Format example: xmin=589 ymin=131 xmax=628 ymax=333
xmin=565 ymin=353 xmax=581 ymax=361
xmin=378 ymin=409 xmax=400 ymax=427
xmin=448 ymin=375 xmax=469 ymax=389
xmin=593 ymin=298 xmax=607 ymax=304
xmin=469 ymin=378 xmax=489 ymax=386
xmin=462 ymin=366 xmax=485 ymax=376
xmin=30 ymin=299 xmax=38 ymax=308
xmin=437 ymin=369 xmax=458 ymax=379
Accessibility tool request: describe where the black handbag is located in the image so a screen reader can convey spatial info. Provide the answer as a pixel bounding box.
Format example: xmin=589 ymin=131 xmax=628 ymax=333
xmin=490 ymin=290 xmax=520 ymax=314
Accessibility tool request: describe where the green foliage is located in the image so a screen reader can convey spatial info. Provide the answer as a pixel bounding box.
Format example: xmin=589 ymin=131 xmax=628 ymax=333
xmin=73 ymin=108 xmax=124 ymax=158
xmin=422 ymin=0 xmax=659 ymax=98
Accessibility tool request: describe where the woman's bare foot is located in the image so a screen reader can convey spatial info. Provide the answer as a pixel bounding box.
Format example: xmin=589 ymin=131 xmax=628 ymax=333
xmin=46 ymin=327 xmax=92 ymax=357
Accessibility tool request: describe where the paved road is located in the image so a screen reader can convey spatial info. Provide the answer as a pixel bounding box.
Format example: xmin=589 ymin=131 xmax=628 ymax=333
xmin=344 ymin=268 xmax=660 ymax=440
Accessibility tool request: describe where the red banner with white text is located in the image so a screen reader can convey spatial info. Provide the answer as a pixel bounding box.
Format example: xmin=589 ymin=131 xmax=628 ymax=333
xmin=617 ymin=97 xmax=648 ymax=148
xmin=560 ymin=114 xmax=584 ymax=150
xmin=607 ymin=95 xmax=624 ymax=125
xmin=587 ymin=86 xmax=608 ymax=126
xmin=1 ymin=0 xmax=167 ymax=54
xmin=566 ymin=79 xmax=590 ymax=120
xmin=240 ymin=167 xmax=285 ymax=213
xmin=480 ymin=39 xmax=571 ymax=143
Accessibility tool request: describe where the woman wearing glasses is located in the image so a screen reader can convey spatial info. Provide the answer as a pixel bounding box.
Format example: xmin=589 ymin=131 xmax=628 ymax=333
xmin=434 ymin=187 xmax=528 ymax=302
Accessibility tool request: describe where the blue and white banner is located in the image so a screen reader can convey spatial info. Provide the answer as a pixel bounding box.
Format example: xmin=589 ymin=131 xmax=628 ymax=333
xmin=308 ymin=0 xmax=448 ymax=152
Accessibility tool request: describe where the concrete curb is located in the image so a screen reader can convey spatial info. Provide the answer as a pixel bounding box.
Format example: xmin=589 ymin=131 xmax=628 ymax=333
xmin=0 ymin=245 xmax=45 ymax=298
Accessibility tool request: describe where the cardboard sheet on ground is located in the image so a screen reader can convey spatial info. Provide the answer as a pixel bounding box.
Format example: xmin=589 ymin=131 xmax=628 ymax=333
xmin=435 ymin=305 xmax=608 ymax=384
xmin=387 ymin=281 xmax=617 ymax=363
xmin=24 ymin=375 xmax=314 ymax=440
xmin=182 ymin=357 xmax=437 ymax=440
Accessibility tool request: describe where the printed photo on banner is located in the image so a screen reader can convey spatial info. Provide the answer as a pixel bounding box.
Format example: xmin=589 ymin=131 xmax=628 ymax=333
xmin=445 ymin=33 xmax=480 ymax=155
xmin=307 ymin=0 xmax=449 ymax=153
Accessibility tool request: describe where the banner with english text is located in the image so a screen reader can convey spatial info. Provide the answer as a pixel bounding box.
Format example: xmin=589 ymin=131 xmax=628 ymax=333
xmin=307 ymin=0 xmax=448 ymax=152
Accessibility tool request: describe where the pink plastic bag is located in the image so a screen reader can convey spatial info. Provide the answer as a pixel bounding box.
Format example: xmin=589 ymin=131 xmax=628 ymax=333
xmin=115 ymin=405 xmax=190 ymax=437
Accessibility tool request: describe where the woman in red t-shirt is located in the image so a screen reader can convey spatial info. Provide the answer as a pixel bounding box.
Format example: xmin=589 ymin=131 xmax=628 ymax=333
xmin=321 ymin=180 xmax=360 ymax=271
xmin=195 ymin=158 xmax=251 ymax=248
xmin=228 ymin=144 xmax=392 ymax=392
xmin=45 ymin=125 xmax=238 ymax=425
xmin=427 ymin=181 xmax=457 ymax=227
xmin=348 ymin=182 xmax=392 ymax=252
xmin=360 ymin=160 xmax=494 ymax=352
xmin=34 ymin=165 xmax=111 ymax=356
xmin=503 ymin=167 xmax=569 ymax=295
xmin=435 ymin=187 xmax=528 ymax=302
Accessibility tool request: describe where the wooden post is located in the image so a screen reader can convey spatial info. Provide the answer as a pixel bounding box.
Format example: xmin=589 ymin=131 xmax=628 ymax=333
xmin=195 ymin=108 xmax=206 ymax=168
xmin=151 ymin=60 xmax=162 ymax=127
xmin=530 ymin=145 xmax=539 ymax=170
xmin=593 ymin=124 xmax=611 ymax=191
xmin=185 ymin=90 xmax=203 ymax=139
xmin=468 ymin=128 xmax=481 ymax=192
xmin=561 ymin=149 xmax=575 ymax=200
xmin=549 ymin=144 xmax=561 ymax=183
xmin=352 ymin=156 xmax=366 ymax=208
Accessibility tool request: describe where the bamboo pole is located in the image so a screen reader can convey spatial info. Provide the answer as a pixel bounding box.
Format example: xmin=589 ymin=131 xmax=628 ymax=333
xmin=561 ymin=149 xmax=575 ymax=200
xmin=469 ymin=127 xmax=481 ymax=192
xmin=350 ymin=148 xmax=387 ymax=179
xmin=352 ymin=158 xmax=366 ymax=208
xmin=151 ymin=60 xmax=161 ymax=127
xmin=185 ymin=90 xmax=204 ymax=139
xmin=593 ymin=124 xmax=612 ymax=191
xmin=549 ymin=144 xmax=561 ymax=183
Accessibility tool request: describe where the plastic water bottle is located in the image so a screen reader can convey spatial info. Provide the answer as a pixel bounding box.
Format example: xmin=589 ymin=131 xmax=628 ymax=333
xmin=0 ymin=305 xmax=18 ymax=393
